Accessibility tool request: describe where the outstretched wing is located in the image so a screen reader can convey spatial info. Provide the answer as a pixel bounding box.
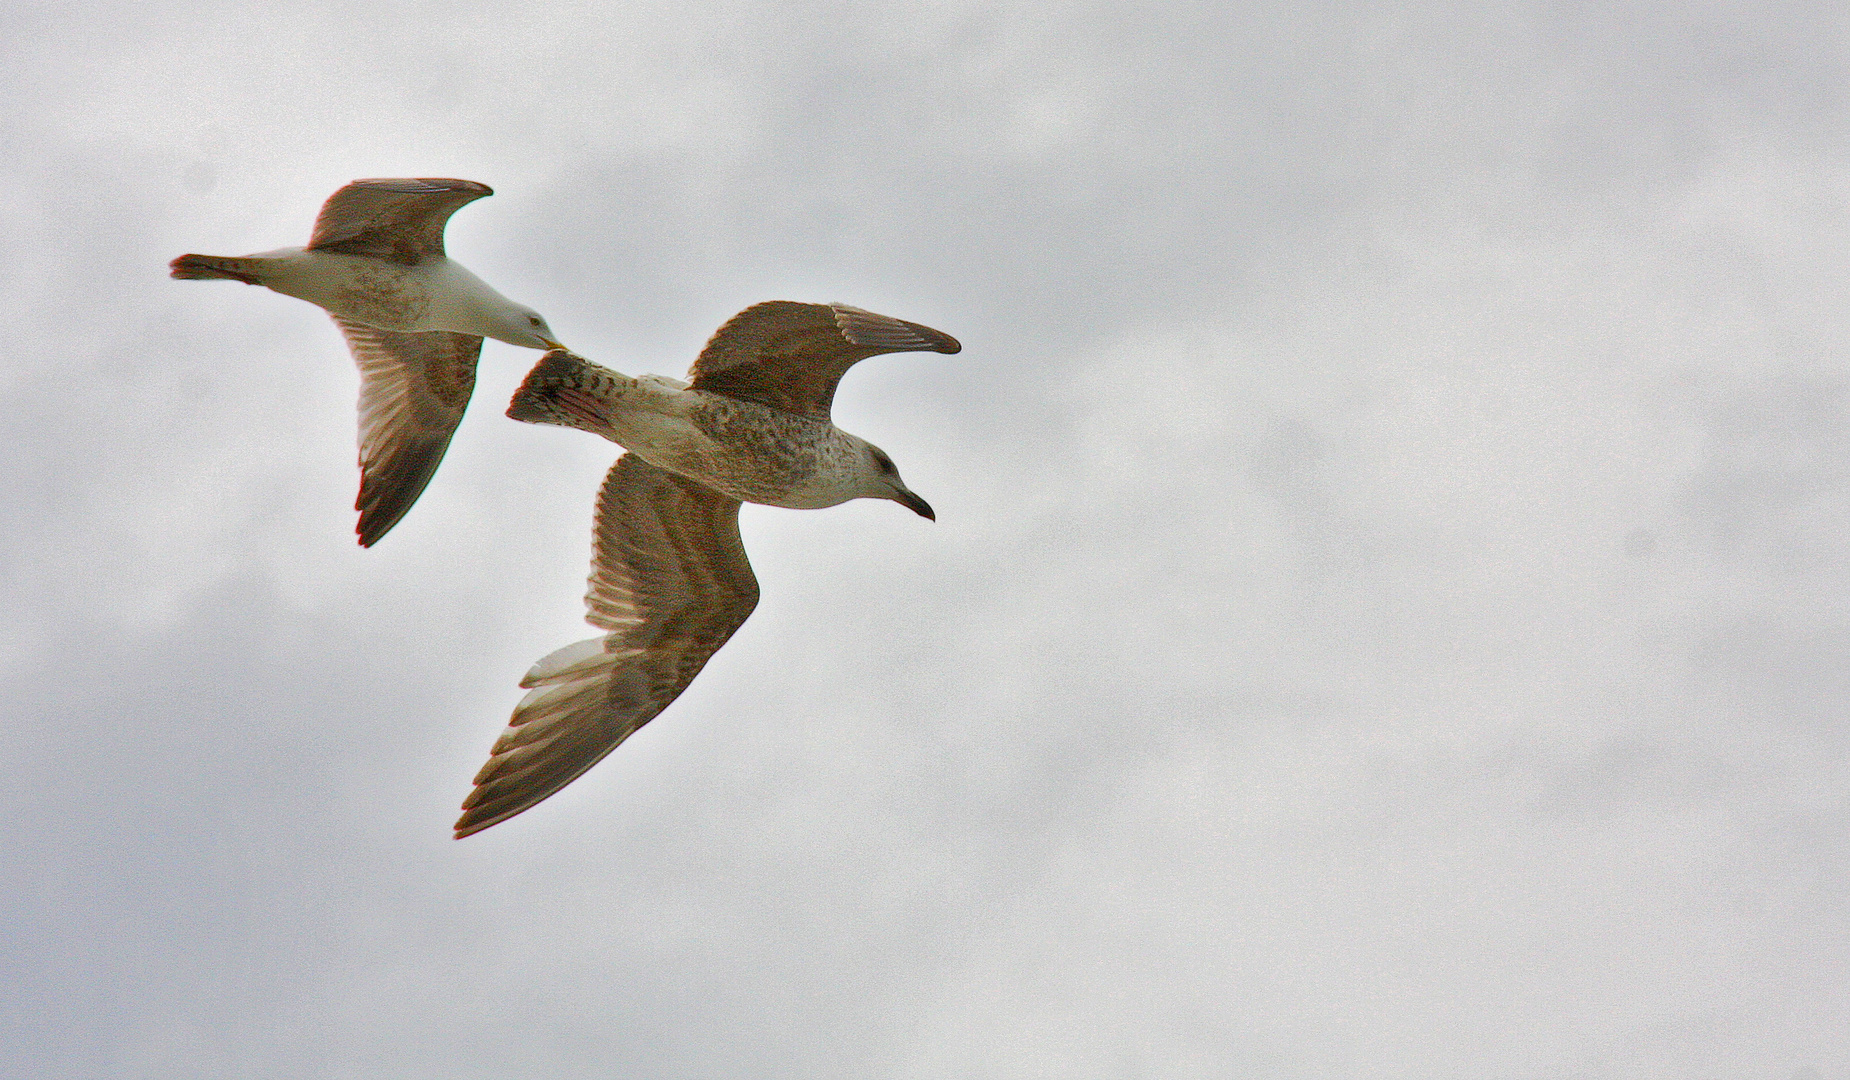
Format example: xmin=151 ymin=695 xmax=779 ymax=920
xmin=455 ymin=454 xmax=760 ymax=837
xmin=334 ymin=317 xmax=482 ymax=547
xmin=307 ymin=178 xmax=492 ymax=265
xmin=686 ymin=301 xmax=960 ymax=420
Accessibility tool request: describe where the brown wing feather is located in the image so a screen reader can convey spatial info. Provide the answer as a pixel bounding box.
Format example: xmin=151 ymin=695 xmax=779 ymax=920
xmin=334 ymin=317 xmax=482 ymax=547
xmin=455 ymin=455 xmax=759 ymax=837
xmin=686 ymin=301 xmax=960 ymax=420
xmin=307 ymin=178 xmax=492 ymax=265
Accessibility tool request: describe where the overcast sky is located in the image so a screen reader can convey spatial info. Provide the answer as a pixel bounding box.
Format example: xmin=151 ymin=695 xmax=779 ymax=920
xmin=3 ymin=2 xmax=1847 ymax=1078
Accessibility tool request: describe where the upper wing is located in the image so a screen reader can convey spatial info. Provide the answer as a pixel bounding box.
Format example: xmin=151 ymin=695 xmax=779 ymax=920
xmin=334 ymin=317 xmax=482 ymax=547
xmin=307 ymin=178 xmax=492 ymax=265
xmin=686 ymin=301 xmax=960 ymax=420
xmin=455 ymin=454 xmax=760 ymax=838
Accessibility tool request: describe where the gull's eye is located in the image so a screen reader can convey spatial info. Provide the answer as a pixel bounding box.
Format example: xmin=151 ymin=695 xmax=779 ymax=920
xmin=529 ymin=315 xmax=543 ymax=327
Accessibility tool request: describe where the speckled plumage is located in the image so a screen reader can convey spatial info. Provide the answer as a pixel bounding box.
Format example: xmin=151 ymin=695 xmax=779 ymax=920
xmin=683 ymin=393 xmax=866 ymax=506
xmin=454 ymin=301 xmax=960 ymax=837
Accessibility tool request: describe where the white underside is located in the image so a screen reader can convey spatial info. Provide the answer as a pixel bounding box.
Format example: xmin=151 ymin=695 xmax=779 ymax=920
xmin=240 ymin=248 xmax=533 ymax=341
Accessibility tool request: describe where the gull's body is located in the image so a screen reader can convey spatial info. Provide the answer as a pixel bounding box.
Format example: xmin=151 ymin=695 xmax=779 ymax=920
xmin=170 ymin=177 xmax=564 ymax=545
xmin=196 ymin=246 xmax=540 ymax=336
xmin=508 ymin=359 xmax=929 ymax=512
xmin=454 ymin=301 xmax=959 ymax=837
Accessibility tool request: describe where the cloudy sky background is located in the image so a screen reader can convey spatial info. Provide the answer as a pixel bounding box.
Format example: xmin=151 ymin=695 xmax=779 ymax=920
xmin=4 ymin=2 xmax=1847 ymax=1077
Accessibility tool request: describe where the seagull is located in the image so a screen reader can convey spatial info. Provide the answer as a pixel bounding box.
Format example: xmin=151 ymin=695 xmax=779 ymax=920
xmin=170 ymin=178 xmax=566 ymax=546
xmin=454 ymin=300 xmax=960 ymax=837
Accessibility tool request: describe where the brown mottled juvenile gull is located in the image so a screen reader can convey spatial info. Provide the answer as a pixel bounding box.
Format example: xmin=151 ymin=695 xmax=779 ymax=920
xmin=170 ymin=178 xmax=565 ymax=546
xmin=453 ymin=301 xmax=960 ymax=837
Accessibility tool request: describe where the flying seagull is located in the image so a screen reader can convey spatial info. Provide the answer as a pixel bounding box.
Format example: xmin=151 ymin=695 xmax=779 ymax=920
xmin=454 ymin=300 xmax=960 ymax=837
xmin=170 ymin=178 xmax=566 ymax=546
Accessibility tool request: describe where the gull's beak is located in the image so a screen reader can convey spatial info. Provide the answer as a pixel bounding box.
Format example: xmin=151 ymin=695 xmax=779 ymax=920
xmin=542 ymin=337 xmax=566 ymax=351
xmin=893 ymin=487 xmax=935 ymax=521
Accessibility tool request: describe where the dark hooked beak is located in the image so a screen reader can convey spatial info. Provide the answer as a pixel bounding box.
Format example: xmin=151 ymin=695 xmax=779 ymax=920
xmin=895 ymin=488 xmax=935 ymax=521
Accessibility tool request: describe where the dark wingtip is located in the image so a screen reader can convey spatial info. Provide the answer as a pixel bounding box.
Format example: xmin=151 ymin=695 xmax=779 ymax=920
xmin=897 ymin=489 xmax=935 ymax=520
xmin=354 ymin=507 xmax=403 ymax=548
xmin=353 ymin=437 xmax=453 ymax=548
xmin=831 ymin=305 xmax=963 ymax=356
xmin=918 ymin=324 xmax=961 ymax=354
xmin=355 ymin=495 xmax=397 ymax=547
xmin=355 ymin=498 xmax=390 ymax=547
xmin=355 ymin=511 xmax=398 ymax=547
xmin=454 ymin=794 xmax=533 ymax=838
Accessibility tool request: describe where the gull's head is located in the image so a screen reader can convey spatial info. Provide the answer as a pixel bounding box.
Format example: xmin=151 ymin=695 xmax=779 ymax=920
xmin=489 ymin=305 xmax=566 ymax=351
xmin=862 ymin=442 xmax=934 ymax=521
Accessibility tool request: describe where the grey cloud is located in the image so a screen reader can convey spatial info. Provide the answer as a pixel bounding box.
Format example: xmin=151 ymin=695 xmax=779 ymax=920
xmin=3 ymin=1 xmax=1848 ymax=1078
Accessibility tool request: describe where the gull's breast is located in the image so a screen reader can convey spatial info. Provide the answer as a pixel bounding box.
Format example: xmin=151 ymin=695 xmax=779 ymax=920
xmin=672 ymin=396 xmax=857 ymax=508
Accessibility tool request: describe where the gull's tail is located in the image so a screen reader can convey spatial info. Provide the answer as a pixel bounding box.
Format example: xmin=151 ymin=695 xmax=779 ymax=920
xmin=169 ymin=253 xmax=265 ymax=284
xmin=507 ymin=350 xmax=629 ymax=435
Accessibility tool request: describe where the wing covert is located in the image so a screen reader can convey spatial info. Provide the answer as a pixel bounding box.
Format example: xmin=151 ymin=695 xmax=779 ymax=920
xmin=308 ymin=178 xmax=492 ymax=264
